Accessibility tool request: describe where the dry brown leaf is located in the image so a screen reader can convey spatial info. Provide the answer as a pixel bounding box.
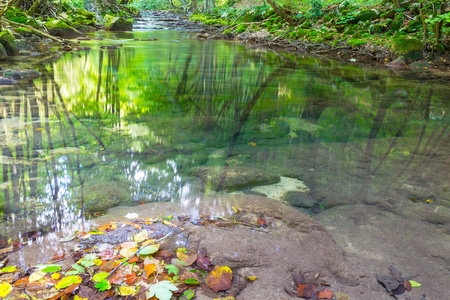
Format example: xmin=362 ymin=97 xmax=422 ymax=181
xmin=206 ymin=266 xmax=232 ymax=293
xmin=318 ymin=289 xmax=333 ymax=299
xmin=297 ymin=284 xmax=317 ymax=298
xmin=120 ymin=242 xmax=138 ymax=249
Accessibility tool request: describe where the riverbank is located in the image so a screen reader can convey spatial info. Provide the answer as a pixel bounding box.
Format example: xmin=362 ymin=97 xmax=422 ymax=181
xmin=184 ymin=3 xmax=450 ymax=72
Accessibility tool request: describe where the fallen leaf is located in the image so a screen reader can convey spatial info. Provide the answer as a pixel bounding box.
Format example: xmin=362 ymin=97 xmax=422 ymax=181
xmin=14 ymin=277 xmax=29 ymax=288
xmin=95 ymin=279 xmax=111 ymax=291
xmin=165 ymin=264 xmax=179 ymax=276
xmin=140 ymin=244 xmax=160 ymax=256
xmin=52 ymin=252 xmax=65 ymax=260
xmin=196 ymin=255 xmax=211 ymax=271
xmin=26 ymin=281 xmax=47 ymax=291
xmin=297 ymin=284 xmax=317 ymax=298
xmin=99 ymin=260 xmax=116 ymax=272
xmin=0 ymin=266 xmax=17 ymax=272
xmin=133 ymin=230 xmax=149 ymax=243
xmin=120 ymin=247 xmax=138 ymax=258
xmin=335 ymin=291 xmax=350 ymax=300
xmin=125 ymin=272 xmax=137 ymax=285
xmin=293 ymin=272 xmax=306 ymax=286
xmin=55 ymin=275 xmax=82 ymax=289
xmin=404 ymin=280 xmax=412 ymax=291
xmin=0 ymin=282 xmax=13 ymax=297
xmin=29 ymin=271 xmax=45 ymax=282
xmin=257 ymin=213 xmax=267 ymax=227
xmin=118 ymin=285 xmax=137 ymax=296
xmin=92 ymin=272 xmax=109 ymax=283
xmin=249 ymin=142 xmax=257 ymax=146
xmin=180 ymin=289 xmax=196 ymax=300
xmin=144 ymin=264 xmax=157 ymax=278
xmin=317 ymin=289 xmax=333 ymax=299
xmin=409 ymin=280 xmax=421 ymax=287
xmin=207 ymin=265 xmax=233 ymax=293
xmin=51 ymin=273 xmax=61 ymax=280
xmin=99 ymin=249 xmax=115 ymax=260
xmin=146 ymin=280 xmax=178 ymax=300
xmin=120 ymin=241 xmax=138 ymax=249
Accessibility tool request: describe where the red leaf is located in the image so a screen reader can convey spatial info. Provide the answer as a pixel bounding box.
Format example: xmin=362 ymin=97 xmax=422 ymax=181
xmin=206 ymin=266 xmax=232 ymax=293
xmin=318 ymin=289 xmax=333 ymax=299
xmin=197 ymin=256 xmax=211 ymax=271
xmin=404 ymin=280 xmax=412 ymax=291
xmin=99 ymin=250 xmax=115 ymax=260
xmin=297 ymin=284 xmax=317 ymax=298
xmin=52 ymin=252 xmax=65 ymax=260
xmin=125 ymin=272 xmax=137 ymax=285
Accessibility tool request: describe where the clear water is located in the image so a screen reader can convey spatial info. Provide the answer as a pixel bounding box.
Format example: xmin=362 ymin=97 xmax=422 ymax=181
xmin=0 ymin=24 xmax=449 ymax=252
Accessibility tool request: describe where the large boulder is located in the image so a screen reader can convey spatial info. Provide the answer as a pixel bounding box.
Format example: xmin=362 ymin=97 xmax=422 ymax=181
xmin=0 ymin=30 xmax=19 ymax=56
xmin=84 ymin=181 xmax=132 ymax=212
xmin=0 ymin=44 xmax=7 ymax=60
xmin=104 ymin=16 xmax=132 ymax=31
xmin=354 ymin=9 xmax=379 ymax=23
xmin=391 ymin=36 xmax=423 ymax=62
xmin=190 ymin=166 xmax=280 ymax=191
xmin=45 ymin=20 xmax=83 ymax=38
xmin=5 ymin=7 xmax=40 ymax=29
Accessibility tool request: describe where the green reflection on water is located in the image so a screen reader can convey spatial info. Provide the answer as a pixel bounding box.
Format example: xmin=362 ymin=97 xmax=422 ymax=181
xmin=0 ymin=29 xmax=449 ymax=240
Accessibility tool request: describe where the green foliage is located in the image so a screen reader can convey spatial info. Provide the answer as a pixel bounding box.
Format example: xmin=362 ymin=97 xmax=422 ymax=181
xmin=236 ymin=24 xmax=247 ymax=34
xmin=95 ymin=279 xmax=111 ymax=291
xmin=131 ymin=0 xmax=171 ymax=10
xmin=164 ymin=264 xmax=179 ymax=275
xmin=347 ymin=38 xmax=367 ymax=47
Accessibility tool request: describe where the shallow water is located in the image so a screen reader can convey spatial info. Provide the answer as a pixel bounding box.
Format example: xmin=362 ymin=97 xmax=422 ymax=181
xmin=0 ymin=17 xmax=449 ymax=268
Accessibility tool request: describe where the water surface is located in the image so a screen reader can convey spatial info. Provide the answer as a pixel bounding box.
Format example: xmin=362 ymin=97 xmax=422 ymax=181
xmin=1 ymin=24 xmax=449 ymax=262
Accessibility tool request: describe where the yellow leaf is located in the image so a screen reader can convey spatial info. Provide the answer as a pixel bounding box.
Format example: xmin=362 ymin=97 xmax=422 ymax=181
xmin=245 ymin=275 xmax=257 ymax=282
xmin=74 ymin=295 xmax=88 ymax=300
xmin=141 ymin=239 xmax=156 ymax=247
xmin=51 ymin=273 xmax=61 ymax=280
xmin=0 ymin=282 xmax=13 ymax=297
xmin=248 ymin=142 xmax=257 ymax=146
xmin=426 ymin=199 xmax=434 ymax=203
xmin=120 ymin=247 xmax=138 ymax=258
xmin=162 ymin=220 xmax=177 ymax=227
xmin=176 ymin=250 xmax=189 ymax=262
xmin=118 ymin=285 xmax=137 ymax=296
xmin=133 ymin=230 xmax=149 ymax=243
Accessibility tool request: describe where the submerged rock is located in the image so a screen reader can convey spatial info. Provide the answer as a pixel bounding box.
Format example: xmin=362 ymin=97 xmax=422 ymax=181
xmin=84 ymin=181 xmax=132 ymax=212
xmin=190 ymin=166 xmax=280 ymax=191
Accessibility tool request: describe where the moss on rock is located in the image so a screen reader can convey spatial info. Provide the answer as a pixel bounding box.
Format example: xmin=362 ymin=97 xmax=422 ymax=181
xmin=5 ymin=7 xmax=40 ymax=29
xmin=391 ymin=36 xmax=423 ymax=62
xmin=0 ymin=30 xmax=19 ymax=56
xmin=45 ymin=20 xmax=83 ymax=38
xmin=14 ymin=27 xmax=34 ymax=37
xmin=104 ymin=16 xmax=132 ymax=31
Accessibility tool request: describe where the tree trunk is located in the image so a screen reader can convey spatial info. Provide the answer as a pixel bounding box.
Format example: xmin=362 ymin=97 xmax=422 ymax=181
xmin=27 ymin=0 xmax=46 ymax=16
xmin=265 ymin=0 xmax=296 ymax=26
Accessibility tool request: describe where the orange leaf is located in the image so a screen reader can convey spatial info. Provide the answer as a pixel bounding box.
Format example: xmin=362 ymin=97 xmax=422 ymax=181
xmin=133 ymin=224 xmax=142 ymax=230
xmin=52 ymin=252 xmax=65 ymax=260
xmin=125 ymin=272 xmax=137 ymax=285
xmin=318 ymin=289 xmax=333 ymax=299
xmin=98 ymin=223 xmax=113 ymax=232
xmin=14 ymin=277 xmax=29 ymax=288
xmin=297 ymin=284 xmax=317 ymax=298
xmin=144 ymin=264 xmax=156 ymax=279
xmin=206 ymin=266 xmax=232 ymax=293
xmin=128 ymin=256 xmax=139 ymax=263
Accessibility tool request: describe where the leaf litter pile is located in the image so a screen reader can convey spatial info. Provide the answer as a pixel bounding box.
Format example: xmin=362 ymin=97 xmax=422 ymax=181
xmin=0 ymin=209 xmax=423 ymax=299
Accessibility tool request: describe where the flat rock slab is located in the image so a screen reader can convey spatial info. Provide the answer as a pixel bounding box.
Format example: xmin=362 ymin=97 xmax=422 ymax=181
xmin=9 ymin=194 xmax=398 ymax=299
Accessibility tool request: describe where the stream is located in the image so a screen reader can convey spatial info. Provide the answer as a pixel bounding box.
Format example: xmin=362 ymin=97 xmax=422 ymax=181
xmin=0 ymin=12 xmax=449 ymax=298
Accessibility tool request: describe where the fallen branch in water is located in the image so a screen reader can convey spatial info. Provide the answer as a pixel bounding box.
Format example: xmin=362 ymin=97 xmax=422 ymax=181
xmin=1 ymin=18 xmax=68 ymax=45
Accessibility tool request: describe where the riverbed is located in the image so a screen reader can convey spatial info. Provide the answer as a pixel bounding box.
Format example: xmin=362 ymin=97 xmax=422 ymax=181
xmin=0 ymin=12 xmax=449 ymax=299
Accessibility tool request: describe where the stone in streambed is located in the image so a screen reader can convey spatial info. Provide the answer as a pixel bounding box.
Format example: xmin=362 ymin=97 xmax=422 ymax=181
xmin=391 ymin=36 xmax=423 ymax=63
xmin=190 ymin=166 xmax=280 ymax=191
xmin=84 ymin=181 xmax=132 ymax=212
xmin=0 ymin=30 xmax=19 ymax=56
xmin=45 ymin=20 xmax=83 ymax=38
xmin=104 ymin=16 xmax=133 ymax=31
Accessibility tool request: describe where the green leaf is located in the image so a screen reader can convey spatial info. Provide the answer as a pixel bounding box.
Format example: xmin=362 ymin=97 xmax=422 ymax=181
xmin=55 ymin=275 xmax=82 ymax=289
xmin=41 ymin=265 xmax=62 ymax=273
xmin=184 ymin=278 xmax=201 ymax=285
xmin=95 ymin=279 xmax=111 ymax=291
xmin=180 ymin=289 xmax=196 ymax=300
xmin=0 ymin=266 xmax=17 ymax=273
xmin=177 ymin=247 xmax=188 ymax=253
xmin=65 ymin=263 xmax=84 ymax=275
xmin=79 ymin=254 xmax=98 ymax=267
xmin=164 ymin=264 xmax=179 ymax=276
xmin=92 ymin=272 xmax=109 ymax=283
xmin=146 ymin=281 xmax=178 ymax=300
xmin=139 ymin=244 xmax=159 ymax=256
xmin=410 ymin=280 xmax=422 ymax=287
